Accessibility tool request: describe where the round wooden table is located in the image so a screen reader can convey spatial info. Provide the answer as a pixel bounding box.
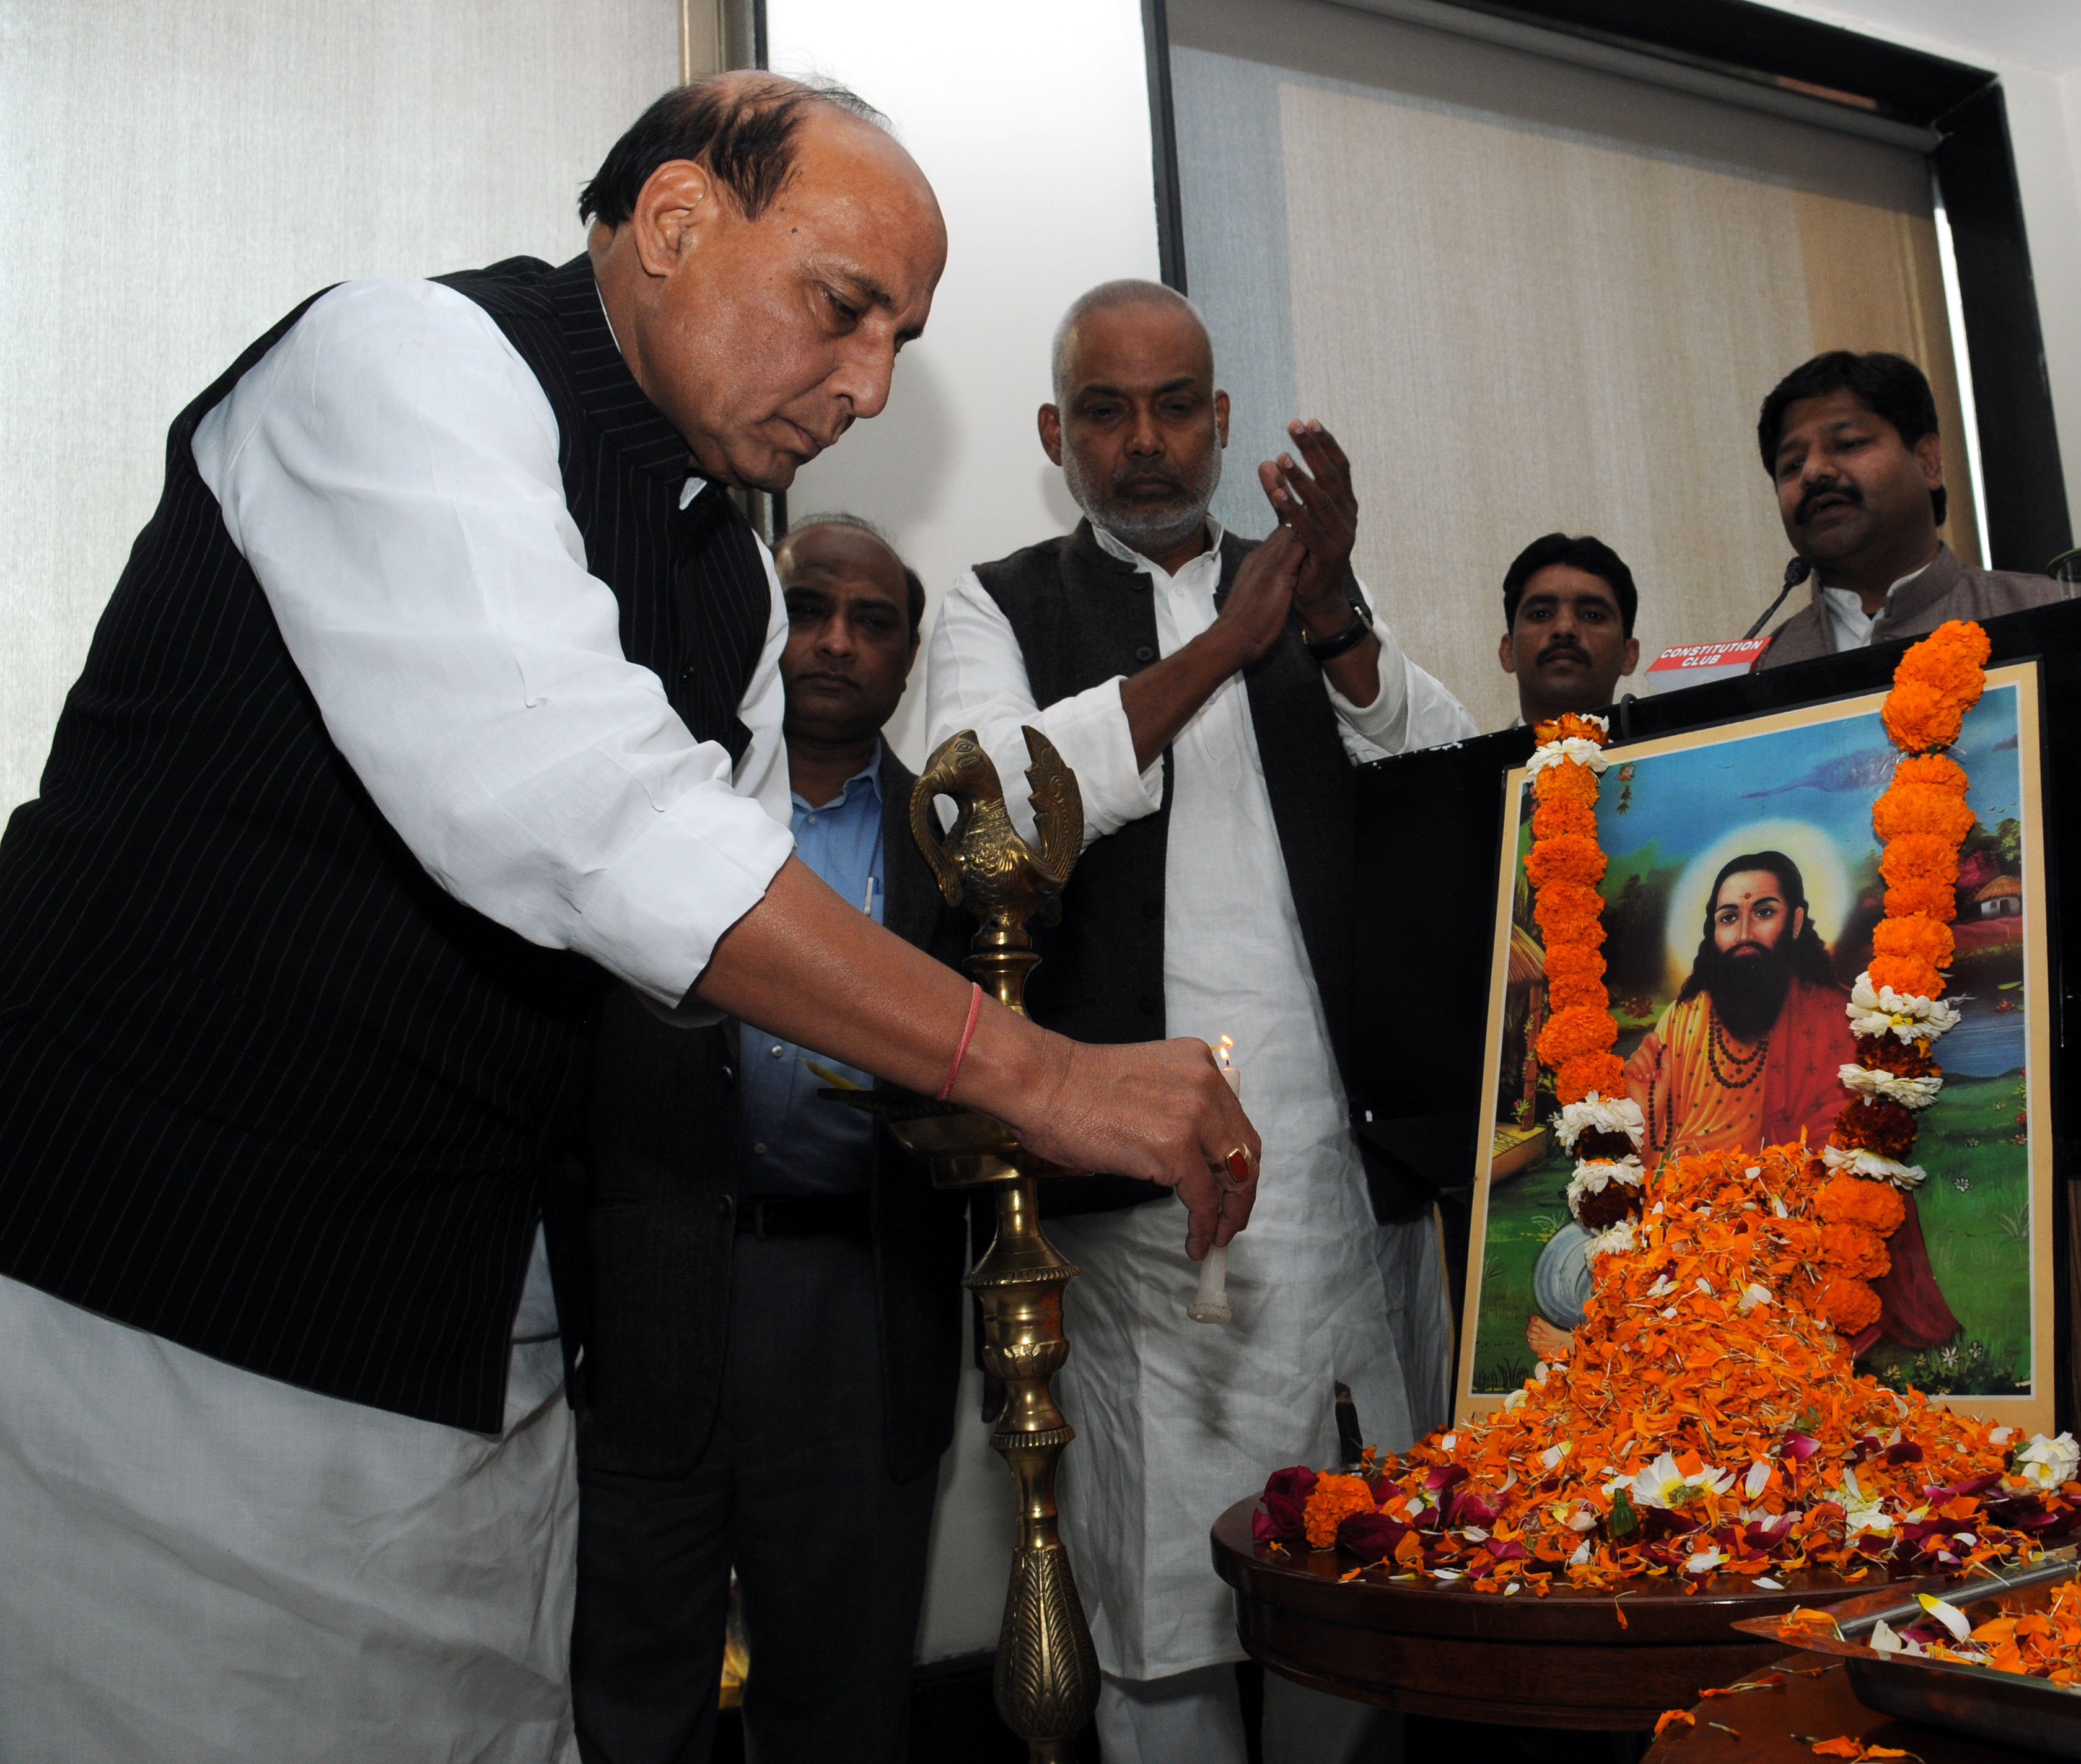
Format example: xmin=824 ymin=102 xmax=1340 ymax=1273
xmin=1210 ymin=1498 xmax=1939 ymax=1731
xmin=1643 ymin=1651 xmax=2017 ymax=1763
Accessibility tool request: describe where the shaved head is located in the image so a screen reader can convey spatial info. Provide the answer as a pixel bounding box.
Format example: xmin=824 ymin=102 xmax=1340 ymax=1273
xmin=1051 ymin=279 xmax=1209 ymax=405
xmin=1041 ymin=281 xmax=1227 ymax=557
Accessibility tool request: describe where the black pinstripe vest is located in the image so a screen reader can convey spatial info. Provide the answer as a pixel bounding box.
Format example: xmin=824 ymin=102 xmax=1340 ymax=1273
xmin=0 ymin=254 xmax=771 ymax=1431
xmin=973 ymin=520 xmax=1360 ymax=1213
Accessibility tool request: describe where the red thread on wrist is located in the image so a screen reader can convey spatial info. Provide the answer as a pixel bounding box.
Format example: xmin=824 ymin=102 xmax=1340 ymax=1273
xmin=937 ymin=983 xmax=984 ymax=1101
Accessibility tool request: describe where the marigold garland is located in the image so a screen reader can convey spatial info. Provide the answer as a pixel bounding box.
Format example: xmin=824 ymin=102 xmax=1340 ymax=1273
xmin=1893 ymin=753 xmax=1969 ymax=796
xmin=1522 ymin=714 xmax=1645 ymax=1239
xmin=1813 ymin=1272 xmax=1886 ymax=1335
xmin=1536 ymin=1006 xmax=1618 ymax=1064
xmin=1533 ymin=882 xmax=1607 ymax=945
xmin=1882 ymin=876 xmax=1957 ymax=923
xmin=1870 ymin=914 xmax=1955 ymax=969
xmin=1870 ymin=784 xmax=1976 ymax=846
xmin=1525 ymin=834 xmax=1607 ymax=891
xmin=1559 ymin=1052 xmax=1628 ymax=1102
xmin=1533 ymin=762 xmax=1601 ymax=806
xmin=1868 ymin=953 xmax=1942 ymax=1001
xmin=1531 ymin=799 xmax=1600 ymax=841
xmin=1823 ymin=621 xmax=1989 ymax=1326
xmin=1878 ymin=832 xmax=1962 ymax=886
xmin=1543 ymin=943 xmax=1607 ymax=1003
xmin=1816 ymin=1172 xmax=1905 ymax=1236
xmin=1820 ymin=1221 xmax=1893 ymax=1281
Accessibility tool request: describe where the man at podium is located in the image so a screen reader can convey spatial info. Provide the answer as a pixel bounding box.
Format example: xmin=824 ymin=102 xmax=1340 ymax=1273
xmin=1755 ymin=351 xmax=2067 ymax=666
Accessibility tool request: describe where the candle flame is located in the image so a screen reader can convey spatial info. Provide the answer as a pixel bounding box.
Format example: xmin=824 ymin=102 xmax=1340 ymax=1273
xmin=1216 ymin=1034 xmax=1233 ymax=1067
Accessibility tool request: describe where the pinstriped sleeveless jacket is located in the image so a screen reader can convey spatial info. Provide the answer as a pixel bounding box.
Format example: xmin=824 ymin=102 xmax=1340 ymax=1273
xmin=0 ymin=255 xmax=769 ymax=1430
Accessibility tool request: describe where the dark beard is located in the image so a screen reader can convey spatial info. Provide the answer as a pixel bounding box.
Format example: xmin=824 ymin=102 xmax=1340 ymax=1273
xmin=1699 ymin=944 xmax=1792 ymax=1043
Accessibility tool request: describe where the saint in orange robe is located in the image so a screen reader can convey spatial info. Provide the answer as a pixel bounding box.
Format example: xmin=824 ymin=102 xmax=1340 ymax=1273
xmin=1624 ymin=976 xmax=1852 ymax=1166
xmin=1623 ymin=976 xmax=1959 ymax=1351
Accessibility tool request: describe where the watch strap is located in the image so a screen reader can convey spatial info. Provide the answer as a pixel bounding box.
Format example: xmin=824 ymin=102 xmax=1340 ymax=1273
xmin=1303 ymin=612 xmax=1370 ymax=663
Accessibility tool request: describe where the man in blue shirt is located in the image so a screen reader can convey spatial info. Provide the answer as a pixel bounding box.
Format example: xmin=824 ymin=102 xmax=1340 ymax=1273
xmin=735 ymin=518 xmax=908 ymax=1197
xmin=571 ymin=515 xmax=968 ymax=1764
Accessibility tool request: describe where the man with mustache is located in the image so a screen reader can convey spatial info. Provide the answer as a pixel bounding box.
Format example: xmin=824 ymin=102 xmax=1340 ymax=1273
xmin=573 ymin=515 xmax=968 ymax=1763
xmin=1624 ymin=852 xmax=1852 ymax=1164
xmin=928 ymin=280 xmax=1474 ymax=1763
xmin=1496 ymin=531 xmax=1641 ymax=727
xmin=1755 ymin=351 xmax=2067 ymax=668
xmin=0 ymin=82 xmax=1258 ymax=1759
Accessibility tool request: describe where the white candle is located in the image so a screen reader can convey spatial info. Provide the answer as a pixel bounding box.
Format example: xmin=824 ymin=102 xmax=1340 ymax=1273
xmin=1188 ymin=1038 xmax=1238 ymax=1324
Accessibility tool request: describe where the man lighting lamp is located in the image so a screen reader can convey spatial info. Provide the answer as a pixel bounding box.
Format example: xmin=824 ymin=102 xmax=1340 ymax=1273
xmin=927 ymin=279 xmax=1473 ymax=1764
xmin=1754 ymin=350 xmax=2068 ymax=666
xmin=1496 ymin=531 xmax=1641 ymax=728
xmin=0 ymin=81 xmax=1256 ymax=1758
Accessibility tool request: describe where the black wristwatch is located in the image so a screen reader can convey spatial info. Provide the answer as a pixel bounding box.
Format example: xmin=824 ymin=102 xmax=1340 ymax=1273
xmin=1303 ymin=609 xmax=1370 ymax=663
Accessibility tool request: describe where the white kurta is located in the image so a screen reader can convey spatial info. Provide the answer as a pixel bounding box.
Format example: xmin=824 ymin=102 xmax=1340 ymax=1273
xmin=927 ymin=523 xmax=1476 ymax=1680
xmin=191 ymin=277 xmax=795 ymax=1005
xmin=0 ymin=1243 xmax=577 ymax=1764
xmin=0 ymin=278 xmax=793 ymax=1758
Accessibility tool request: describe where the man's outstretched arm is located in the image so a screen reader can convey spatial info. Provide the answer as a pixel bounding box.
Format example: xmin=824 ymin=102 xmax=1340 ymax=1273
xmin=694 ymin=855 xmax=1260 ymax=1257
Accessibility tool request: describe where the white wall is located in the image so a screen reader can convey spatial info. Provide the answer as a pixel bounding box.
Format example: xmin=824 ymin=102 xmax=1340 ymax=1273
xmin=1755 ymin=1 xmax=2081 ymax=543
xmin=760 ymin=0 xmax=1162 ymax=1661
xmin=764 ymin=0 xmax=1162 ymax=771
xmin=0 ymin=0 xmax=679 ymax=818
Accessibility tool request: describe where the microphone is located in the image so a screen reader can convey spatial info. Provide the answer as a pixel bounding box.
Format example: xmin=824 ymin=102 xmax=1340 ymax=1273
xmin=1743 ymin=557 xmax=1812 ymax=641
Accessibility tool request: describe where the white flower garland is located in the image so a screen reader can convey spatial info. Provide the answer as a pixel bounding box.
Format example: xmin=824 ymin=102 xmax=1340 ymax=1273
xmin=1584 ymin=1218 xmax=1637 ymax=1261
xmin=1553 ymin=1092 xmax=1645 ymax=1153
xmin=1525 ymin=735 xmax=1610 ymax=778
xmin=1821 ymin=1143 xmax=1927 ymax=1189
xmin=1836 ymin=1062 xmax=1945 ymax=1111
xmin=1846 ymin=973 xmax=1963 ymax=1044
xmin=1565 ymin=1157 xmax=1644 ymax=1215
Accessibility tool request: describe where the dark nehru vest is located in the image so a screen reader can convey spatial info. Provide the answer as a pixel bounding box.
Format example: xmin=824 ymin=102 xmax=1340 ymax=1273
xmin=0 ymin=255 xmax=771 ymax=1431
xmin=973 ymin=520 xmax=1369 ymax=1214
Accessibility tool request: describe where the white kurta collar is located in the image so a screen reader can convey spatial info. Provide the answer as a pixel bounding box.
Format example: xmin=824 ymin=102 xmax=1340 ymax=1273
xmin=1091 ymin=517 xmax=1227 ymax=583
xmin=1820 ymin=554 xmax=1937 ymax=652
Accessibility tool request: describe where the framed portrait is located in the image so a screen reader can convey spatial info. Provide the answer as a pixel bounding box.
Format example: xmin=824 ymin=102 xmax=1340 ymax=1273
xmin=1455 ymin=661 xmax=2055 ymax=1436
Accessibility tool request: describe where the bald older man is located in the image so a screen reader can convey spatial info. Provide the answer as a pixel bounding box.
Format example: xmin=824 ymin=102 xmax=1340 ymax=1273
xmin=929 ymin=282 xmax=1474 ymax=1764
xmin=0 ymin=83 xmax=1256 ymax=1762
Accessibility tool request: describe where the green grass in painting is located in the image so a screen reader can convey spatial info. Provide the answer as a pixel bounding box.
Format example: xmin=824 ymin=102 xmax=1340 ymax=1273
xmin=1466 ymin=1071 xmax=2033 ymax=1397
xmin=1470 ymin=1147 xmax=1574 ymax=1394
xmin=1866 ymin=1070 xmax=2033 ymax=1395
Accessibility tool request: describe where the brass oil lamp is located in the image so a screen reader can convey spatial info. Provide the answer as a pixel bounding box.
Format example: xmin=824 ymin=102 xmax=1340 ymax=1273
xmin=828 ymin=727 xmax=1097 ymax=1763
